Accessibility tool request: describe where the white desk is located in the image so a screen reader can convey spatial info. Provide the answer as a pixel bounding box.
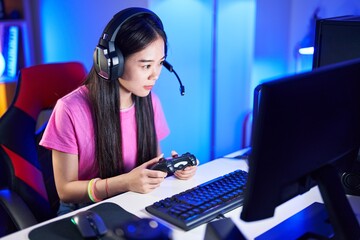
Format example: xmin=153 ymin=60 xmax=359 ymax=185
xmin=2 ymin=157 xmax=360 ymax=240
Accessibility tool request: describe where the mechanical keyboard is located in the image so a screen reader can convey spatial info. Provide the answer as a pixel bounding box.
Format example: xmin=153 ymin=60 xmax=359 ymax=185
xmin=145 ymin=169 xmax=248 ymax=231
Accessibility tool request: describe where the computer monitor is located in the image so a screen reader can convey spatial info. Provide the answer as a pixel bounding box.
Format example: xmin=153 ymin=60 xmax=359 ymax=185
xmin=312 ymin=15 xmax=360 ymax=197
xmin=312 ymin=15 xmax=360 ymax=69
xmin=240 ymin=58 xmax=360 ymax=239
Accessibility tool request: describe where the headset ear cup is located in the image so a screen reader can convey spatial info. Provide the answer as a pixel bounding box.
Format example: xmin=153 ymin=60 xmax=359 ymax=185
xmin=93 ymin=47 xmax=101 ymax=76
xmin=94 ymin=46 xmax=111 ymax=80
xmin=94 ymin=44 xmax=124 ymax=81
xmin=112 ymin=47 xmax=125 ymax=80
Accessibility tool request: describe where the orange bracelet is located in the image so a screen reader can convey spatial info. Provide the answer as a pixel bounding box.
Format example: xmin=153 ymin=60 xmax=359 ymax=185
xmin=105 ymin=178 xmax=109 ymax=198
xmin=91 ymin=178 xmax=102 ymax=202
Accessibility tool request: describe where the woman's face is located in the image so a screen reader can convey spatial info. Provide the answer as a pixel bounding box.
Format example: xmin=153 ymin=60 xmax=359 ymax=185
xmin=119 ymin=36 xmax=165 ymax=97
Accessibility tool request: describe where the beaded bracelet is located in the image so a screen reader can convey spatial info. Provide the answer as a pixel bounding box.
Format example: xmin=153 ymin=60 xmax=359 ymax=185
xmin=87 ymin=179 xmax=95 ymax=202
xmin=87 ymin=178 xmax=102 ymax=202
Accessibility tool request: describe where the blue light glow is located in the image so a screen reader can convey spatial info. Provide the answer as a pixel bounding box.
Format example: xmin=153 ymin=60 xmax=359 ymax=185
xmin=0 ymin=52 xmax=5 ymax=77
xmin=7 ymin=26 xmax=19 ymax=78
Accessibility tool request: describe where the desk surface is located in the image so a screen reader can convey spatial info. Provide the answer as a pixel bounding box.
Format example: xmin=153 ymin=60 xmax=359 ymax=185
xmin=2 ymin=157 xmax=360 ymax=240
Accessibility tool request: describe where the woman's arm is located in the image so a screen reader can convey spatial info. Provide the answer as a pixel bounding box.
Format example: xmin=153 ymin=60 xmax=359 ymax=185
xmin=53 ymin=150 xmax=167 ymax=203
xmin=52 ymin=150 xmax=88 ymax=203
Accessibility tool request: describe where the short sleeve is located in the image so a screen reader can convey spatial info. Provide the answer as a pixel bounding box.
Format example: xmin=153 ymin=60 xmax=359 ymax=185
xmin=39 ymin=99 xmax=79 ymax=154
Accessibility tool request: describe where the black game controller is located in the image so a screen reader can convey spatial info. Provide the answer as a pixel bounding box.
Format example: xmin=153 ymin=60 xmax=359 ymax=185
xmin=150 ymin=152 xmax=197 ymax=173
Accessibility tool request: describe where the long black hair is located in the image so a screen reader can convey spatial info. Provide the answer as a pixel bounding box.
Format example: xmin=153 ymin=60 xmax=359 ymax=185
xmin=85 ymin=12 xmax=168 ymax=178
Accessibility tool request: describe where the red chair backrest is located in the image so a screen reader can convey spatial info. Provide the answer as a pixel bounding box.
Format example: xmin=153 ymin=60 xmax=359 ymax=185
xmin=0 ymin=62 xmax=87 ymax=222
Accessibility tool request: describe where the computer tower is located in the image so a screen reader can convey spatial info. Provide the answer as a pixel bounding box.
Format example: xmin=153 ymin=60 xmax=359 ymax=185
xmin=313 ymin=15 xmax=360 ymax=196
xmin=313 ymin=15 xmax=360 ymax=69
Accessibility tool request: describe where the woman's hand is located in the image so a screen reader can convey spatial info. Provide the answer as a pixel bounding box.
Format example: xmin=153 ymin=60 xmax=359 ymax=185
xmin=174 ymin=165 xmax=198 ymax=180
xmin=125 ymin=154 xmax=167 ymax=193
xmin=171 ymin=150 xmax=198 ymax=180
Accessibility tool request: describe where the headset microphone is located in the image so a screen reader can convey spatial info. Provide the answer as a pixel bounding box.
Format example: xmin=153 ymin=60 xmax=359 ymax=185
xmin=163 ymin=60 xmax=185 ymax=96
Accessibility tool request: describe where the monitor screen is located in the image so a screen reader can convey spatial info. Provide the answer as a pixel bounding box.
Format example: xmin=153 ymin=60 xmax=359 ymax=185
xmin=313 ymin=15 xmax=360 ymax=69
xmin=240 ymin=58 xmax=360 ymax=238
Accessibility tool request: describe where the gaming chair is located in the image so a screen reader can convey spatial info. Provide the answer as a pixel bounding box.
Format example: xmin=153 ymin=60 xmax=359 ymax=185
xmin=0 ymin=62 xmax=87 ymax=237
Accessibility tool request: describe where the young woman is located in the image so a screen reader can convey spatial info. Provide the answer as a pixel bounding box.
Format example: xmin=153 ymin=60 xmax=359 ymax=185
xmin=40 ymin=7 xmax=197 ymax=215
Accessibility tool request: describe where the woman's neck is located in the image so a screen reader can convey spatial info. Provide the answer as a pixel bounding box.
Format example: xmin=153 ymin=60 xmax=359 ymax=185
xmin=119 ymin=86 xmax=133 ymax=110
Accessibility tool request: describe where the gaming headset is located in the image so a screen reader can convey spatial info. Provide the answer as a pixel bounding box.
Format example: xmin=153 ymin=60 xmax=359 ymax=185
xmin=93 ymin=7 xmax=185 ymax=95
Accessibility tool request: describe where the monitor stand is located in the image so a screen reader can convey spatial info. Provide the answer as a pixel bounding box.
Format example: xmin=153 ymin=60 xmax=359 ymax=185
xmin=256 ymin=165 xmax=360 ymax=240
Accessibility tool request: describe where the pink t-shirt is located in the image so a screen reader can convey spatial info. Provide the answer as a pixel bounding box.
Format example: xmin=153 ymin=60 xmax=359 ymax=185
xmin=39 ymin=85 xmax=170 ymax=180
